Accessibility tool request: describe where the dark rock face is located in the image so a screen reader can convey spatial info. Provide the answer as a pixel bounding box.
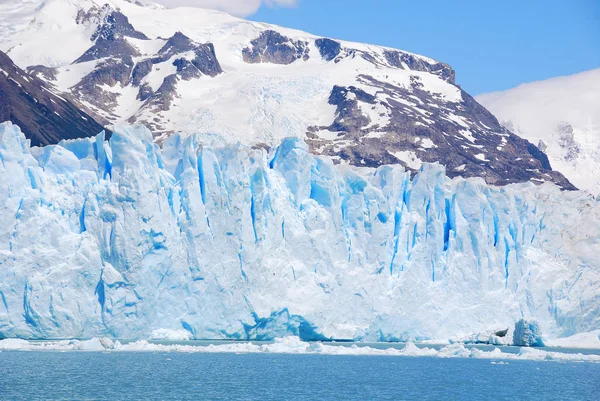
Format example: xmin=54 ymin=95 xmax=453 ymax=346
xmin=157 ymin=32 xmax=222 ymax=78
xmin=72 ymin=57 xmax=135 ymax=118
xmin=243 ymin=30 xmax=309 ymax=65
xmin=131 ymin=59 xmax=153 ymax=86
xmin=313 ymin=38 xmax=456 ymax=84
xmin=126 ymin=32 xmax=222 ymax=122
xmin=143 ymin=74 xmax=179 ymax=112
xmin=315 ymin=38 xmax=342 ymax=61
xmin=90 ymin=9 xmax=148 ymax=41
xmin=76 ymin=5 xmax=148 ymax=42
xmin=72 ymin=10 xmax=222 ymax=124
xmin=128 ymin=31 xmax=222 ymax=103
xmin=306 ymin=75 xmax=575 ymax=190
xmin=74 ymin=7 xmax=147 ymax=64
xmin=384 ymin=50 xmax=455 ymax=84
xmin=26 ymin=65 xmax=57 ymax=81
xmin=75 ymin=36 xmax=140 ymax=64
xmin=0 ymin=51 xmax=107 ymax=147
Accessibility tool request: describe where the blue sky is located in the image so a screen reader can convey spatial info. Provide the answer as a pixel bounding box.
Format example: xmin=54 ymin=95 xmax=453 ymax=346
xmin=248 ymin=0 xmax=600 ymax=95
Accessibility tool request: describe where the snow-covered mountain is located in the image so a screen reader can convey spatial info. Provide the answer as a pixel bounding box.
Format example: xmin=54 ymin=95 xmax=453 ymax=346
xmin=0 ymin=0 xmax=598 ymax=343
xmin=477 ymin=69 xmax=600 ymax=195
xmin=0 ymin=0 xmax=573 ymax=189
xmin=0 ymin=122 xmax=598 ymax=341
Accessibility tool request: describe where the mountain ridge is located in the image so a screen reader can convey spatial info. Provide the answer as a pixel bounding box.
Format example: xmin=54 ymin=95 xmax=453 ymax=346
xmin=0 ymin=0 xmax=574 ymax=190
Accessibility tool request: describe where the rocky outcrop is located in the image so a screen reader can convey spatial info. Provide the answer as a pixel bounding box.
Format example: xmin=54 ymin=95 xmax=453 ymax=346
xmin=26 ymin=65 xmax=57 ymax=81
xmin=0 ymin=51 xmax=107 ymax=146
xmin=72 ymin=16 xmax=222 ymax=124
xmin=557 ymin=122 xmax=580 ymax=162
xmin=155 ymin=32 xmax=222 ymax=78
xmin=71 ymin=57 xmax=135 ymax=120
xmin=306 ymin=75 xmax=575 ymax=189
xmin=126 ymin=32 xmax=222 ymax=125
xmin=384 ymin=50 xmax=455 ymax=84
xmin=243 ymin=30 xmax=309 ymax=65
xmin=315 ymin=38 xmax=342 ymax=62
xmin=74 ymin=7 xmax=147 ymax=63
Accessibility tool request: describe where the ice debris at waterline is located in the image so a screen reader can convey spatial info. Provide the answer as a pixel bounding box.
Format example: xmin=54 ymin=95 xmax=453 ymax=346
xmin=0 ymin=122 xmax=599 ymax=341
xmin=1 ymin=337 xmax=600 ymax=363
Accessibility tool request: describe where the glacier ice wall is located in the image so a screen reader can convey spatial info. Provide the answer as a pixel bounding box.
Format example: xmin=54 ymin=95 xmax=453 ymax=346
xmin=0 ymin=122 xmax=599 ymax=340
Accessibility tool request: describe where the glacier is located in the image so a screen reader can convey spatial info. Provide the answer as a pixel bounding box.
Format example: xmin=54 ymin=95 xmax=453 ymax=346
xmin=0 ymin=121 xmax=599 ymax=341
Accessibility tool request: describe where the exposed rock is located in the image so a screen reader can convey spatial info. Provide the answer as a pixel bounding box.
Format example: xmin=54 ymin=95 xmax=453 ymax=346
xmin=315 ymin=38 xmax=342 ymax=61
xmin=72 ymin=57 xmax=135 ymax=116
xmin=142 ymin=74 xmax=179 ymax=113
xmin=243 ymin=30 xmax=309 ymax=65
xmin=127 ymin=32 xmax=222 ymax=113
xmin=494 ymin=328 xmax=509 ymax=337
xmin=90 ymin=10 xmax=148 ymax=41
xmin=158 ymin=31 xmax=194 ymax=57
xmin=157 ymin=32 xmax=222 ymax=77
xmin=384 ymin=50 xmax=455 ymax=84
xmin=74 ymin=7 xmax=147 ymax=63
xmin=131 ymin=59 xmax=153 ymax=86
xmin=0 ymin=51 xmax=107 ymax=146
xmin=75 ymin=35 xmax=140 ymax=64
xmin=136 ymin=83 xmax=154 ymax=101
xmin=172 ymin=58 xmax=200 ymax=80
xmin=306 ymin=75 xmax=575 ymax=190
xmin=76 ymin=5 xmax=148 ymax=41
xmin=557 ymin=122 xmax=580 ymax=162
xmin=26 ymin=65 xmax=57 ymax=81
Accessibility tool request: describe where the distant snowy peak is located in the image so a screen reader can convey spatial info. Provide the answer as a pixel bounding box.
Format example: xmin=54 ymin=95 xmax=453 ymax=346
xmin=477 ymin=69 xmax=600 ymax=195
xmin=0 ymin=0 xmax=574 ymax=189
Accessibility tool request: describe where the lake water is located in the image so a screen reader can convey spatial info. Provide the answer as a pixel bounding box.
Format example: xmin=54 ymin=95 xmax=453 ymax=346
xmin=1 ymin=351 xmax=599 ymax=400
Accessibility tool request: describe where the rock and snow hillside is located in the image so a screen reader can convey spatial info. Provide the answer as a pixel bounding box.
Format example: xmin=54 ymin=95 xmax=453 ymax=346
xmin=0 ymin=122 xmax=598 ymax=341
xmin=0 ymin=0 xmax=573 ymax=189
xmin=0 ymin=50 xmax=106 ymax=146
xmin=477 ymin=69 xmax=600 ymax=195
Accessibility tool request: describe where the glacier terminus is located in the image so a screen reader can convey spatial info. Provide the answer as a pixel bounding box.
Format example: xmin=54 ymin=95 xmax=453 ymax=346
xmin=0 ymin=122 xmax=598 ymax=342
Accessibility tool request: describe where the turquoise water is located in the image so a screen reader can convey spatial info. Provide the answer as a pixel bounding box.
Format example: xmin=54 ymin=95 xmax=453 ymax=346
xmin=1 ymin=351 xmax=599 ymax=400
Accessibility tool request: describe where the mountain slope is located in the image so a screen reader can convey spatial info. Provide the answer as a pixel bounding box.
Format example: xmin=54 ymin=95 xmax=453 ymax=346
xmin=0 ymin=0 xmax=574 ymax=189
xmin=0 ymin=50 xmax=107 ymax=146
xmin=477 ymin=69 xmax=600 ymax=195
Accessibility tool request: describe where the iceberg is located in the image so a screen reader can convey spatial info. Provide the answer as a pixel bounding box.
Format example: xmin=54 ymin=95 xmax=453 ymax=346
xmin=0 ymin=122 xmax=599 ymax=341
xmin=513 ymin=319 xmax=544 ymax=347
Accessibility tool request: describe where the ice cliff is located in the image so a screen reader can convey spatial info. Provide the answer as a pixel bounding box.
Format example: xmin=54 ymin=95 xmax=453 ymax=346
xmin=0 ymin=122 xmax=598 ymax=341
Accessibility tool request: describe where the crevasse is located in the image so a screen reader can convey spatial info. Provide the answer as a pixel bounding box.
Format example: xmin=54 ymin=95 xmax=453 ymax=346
xmin=0 ymin=122 xmax=598 ymax=341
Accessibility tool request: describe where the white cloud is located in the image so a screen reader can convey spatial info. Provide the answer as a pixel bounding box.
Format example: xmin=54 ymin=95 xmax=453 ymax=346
xmin=152 ymin=0 xmax=297 ymax=17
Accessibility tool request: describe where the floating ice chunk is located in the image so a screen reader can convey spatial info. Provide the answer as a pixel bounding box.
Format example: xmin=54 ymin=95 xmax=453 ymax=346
xmin=149 ymin=329 xmax=193 ymax=341
xmin=1 ymin=337 xmax=599 ymax=363
xmin=513 ymin=319 xmax=544 ymax=347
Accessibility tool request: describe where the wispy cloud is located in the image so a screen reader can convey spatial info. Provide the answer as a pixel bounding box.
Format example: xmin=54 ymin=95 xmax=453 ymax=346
xmin=152 ymin=0 xmax=298 ymax=17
